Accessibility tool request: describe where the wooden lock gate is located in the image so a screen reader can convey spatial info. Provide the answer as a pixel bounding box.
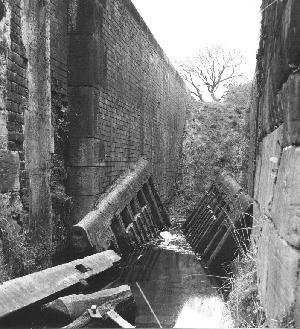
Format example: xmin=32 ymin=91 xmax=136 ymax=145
xmin=71 ymin=159 xmax=171 ymax=255
xmin=183 ymin=171 xmax=253 ymax=269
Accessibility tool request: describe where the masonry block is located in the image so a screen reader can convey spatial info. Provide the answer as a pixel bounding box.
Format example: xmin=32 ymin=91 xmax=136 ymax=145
xmin=258 ymin=0 xmax=300 ymax=133
xmin=271 ymin=146 xmax=300 ymax=248
xmin=68 ymin=138 xmax=106 ymax=167
xmin=69 ymin=0 xmax=104 ymax=34
xmin=253 ymin=126 xmax=283 ymax=228
xmin=69 ymin=34 xmax=106 ymax=88
xmin=69 ymin=87 xmax=99 ymax=138
xmin=257 ymin=220 xmax=300 ymax=327
xmin=67 ymin=167 xmax=106 ymax=196
xmin=279 ymin=73 xmax=300 ymax=146
xmin=66 ymin=0 xmax=188 ymax=204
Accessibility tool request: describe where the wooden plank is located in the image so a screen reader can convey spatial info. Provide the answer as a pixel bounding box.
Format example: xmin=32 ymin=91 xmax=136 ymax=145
xmin=71 ymin=159 xmax=151 ymax=252
xmin=193 ymin=205 xmax=226 ymax=252
xmin=183 ymin=190 xmax=215 ymax=232
xmin=135 ymin=216 xmax=149 ymax=242
xmin=202 ymin=225 xmax=227 ymax=260
xmin=126 ymin=224 xmax=140 ymax=246
xmin=0 ymin=251 xmax=121 ymax=319
xmin=139 ymin=211 xmax=153 ymax=239
xmin=62 ymin=292 xmax=135 ymax=329
xmin=183 ymin=187 xmax=212 ymax=230
xmin=207 ymin=227 xmax=233 ymax=266
xmin=188 ymin=206 xmax=215 ymax=246
xmin=133 ymin=196 xmax=155 ymax=239
xmin=141 ymin=206 xmax=157 ymax=237
xmin=148 ymin=177 xmax=171 ymax=226
xmin=139 ymin=188 xmax=162 ymax=229
xmin=43 ymin=285 xmax=131 ymax=320
xmin=111 ymin=215 xmax=134 ymax=251
xmin=142 ymin=183 xmax=165 ymax=229
xmin=105 ymin=309 xmax=135 ymax=328
xmin=133 ymin=220 xmax=146 ymax=244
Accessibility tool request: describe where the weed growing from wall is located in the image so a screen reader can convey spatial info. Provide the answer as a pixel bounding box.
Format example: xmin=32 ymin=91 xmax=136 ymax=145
xmin=0 ymin=194 xmax=40 ymax=281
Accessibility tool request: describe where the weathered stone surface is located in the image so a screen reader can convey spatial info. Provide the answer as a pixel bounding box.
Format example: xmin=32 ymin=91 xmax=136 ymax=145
xmin=257 ymin=220 xmax=300 ymax=326
xmin=69 ymin=195 xmax=98 ymax=225
xmin=69 ymin=87 xmax=99 ymax=139
xmin=68 ymin=0 xmax=104 ymax=35
xmin=68 ymin=138 xmax=105 ymax=167
xmin=271 ymin=146 xmax=300 ymax=247
xmin=279 ymin=73 xmax=300 ymax=146
xmin=67 ymin=167 xmax=106 ymax=196
xmin=253 ymin=125 xmax=283 ymax=236
xmin=0 ymin=151 xmax=19 ymax=192
xmin=69 ymin=35 xmax=105 ymax=88
xmin=67 ymin=0 xmax=189 ymax=205
xmin=250 ymin=1 xmax=300 ymax=326
xmin=22 ymin=0 xmax=52 ymax=265
xmin=258 ymin=0 xmax=300 ymax=134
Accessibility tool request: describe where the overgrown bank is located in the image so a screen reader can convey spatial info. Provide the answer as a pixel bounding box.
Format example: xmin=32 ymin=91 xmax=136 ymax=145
xmin=173 ymin=83 xmax=251 ymax=217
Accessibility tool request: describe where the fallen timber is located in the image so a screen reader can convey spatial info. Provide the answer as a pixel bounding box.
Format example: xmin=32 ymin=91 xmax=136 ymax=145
xmin=71 ymin=158 xmax=170 ymax=254
xmin=183 ymin=171 xmax=253 ymax=269
xmin=62 ymin=291 xmax=136 ymax=329
xmin=43 ymin=285 xmax=132 ymax=320
xmin=0 ymin=250 xmax=120 ymax=320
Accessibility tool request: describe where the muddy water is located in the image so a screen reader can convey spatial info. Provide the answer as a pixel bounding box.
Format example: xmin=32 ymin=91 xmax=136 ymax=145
xmin=115 ymin=230 xmax=233 ymax=328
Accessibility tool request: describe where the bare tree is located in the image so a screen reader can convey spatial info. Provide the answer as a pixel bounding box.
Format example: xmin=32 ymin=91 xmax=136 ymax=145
xmin=177 ymin=45 xmax=244 ymax=102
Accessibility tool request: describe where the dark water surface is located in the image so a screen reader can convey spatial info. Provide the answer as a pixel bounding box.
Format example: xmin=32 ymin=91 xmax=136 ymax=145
xmin=115 ymin=246 xmax=223 ymax=328
xmin=0 ymin=231 xmax=232 ymax=328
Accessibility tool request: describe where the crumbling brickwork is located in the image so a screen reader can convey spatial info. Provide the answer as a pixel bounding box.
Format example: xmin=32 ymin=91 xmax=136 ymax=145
xmin=0 ymin=1 xmax=28 ymax=201
xmin=249 ymin=0 xmax=300 ymax=325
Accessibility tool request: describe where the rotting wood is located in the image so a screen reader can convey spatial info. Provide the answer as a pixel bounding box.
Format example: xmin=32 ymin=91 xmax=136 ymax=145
xmin=105 ymin=309 xmax=135 ymax=328
xmin=142 ymin=182 xmax=165 ymax=229
xmin=183 ymin=171 xmax=253 ymax=269
xmin=62 ymin=293 xmax=135 ymax=329
xmin=43 ymin=285 xmax=131 ymax=320
xmin=71 ymin=159 xmax=170 ymax=254
xmin=0 ymin=250 xmax=121 ymax=320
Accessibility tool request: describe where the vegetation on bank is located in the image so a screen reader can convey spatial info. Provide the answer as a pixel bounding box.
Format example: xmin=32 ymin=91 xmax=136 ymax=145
xmin=172 ymin=82 xmax=251 ymax=217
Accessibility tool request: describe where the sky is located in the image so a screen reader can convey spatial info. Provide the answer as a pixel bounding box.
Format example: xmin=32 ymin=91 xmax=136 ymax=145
xmin=131 ymin=0 xmax=262 ymax=77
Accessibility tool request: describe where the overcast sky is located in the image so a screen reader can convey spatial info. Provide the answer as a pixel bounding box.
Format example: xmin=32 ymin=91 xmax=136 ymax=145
xmin=131 ymin=0 xmax=262 ymax=77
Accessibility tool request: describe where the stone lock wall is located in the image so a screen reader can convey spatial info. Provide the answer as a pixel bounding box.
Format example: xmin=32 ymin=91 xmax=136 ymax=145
xmin=0 ymin=0 xmax=189 ymax=264
xmin=249 ymin=0 xmax=300 ymax=325
xmin=67 ymin=0 xmax=189 ymax=223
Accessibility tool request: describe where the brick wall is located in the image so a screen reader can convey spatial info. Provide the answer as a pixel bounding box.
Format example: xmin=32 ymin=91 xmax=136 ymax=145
xmin=68 ymin=0 xmax=189 ymax=223
xmin=250 ymin=0 xmax=300 ymax=325
xmin=0 ymin=0 xmax=189 ymax=264
xmin=0 ymin=1 xmax=28 ymax=206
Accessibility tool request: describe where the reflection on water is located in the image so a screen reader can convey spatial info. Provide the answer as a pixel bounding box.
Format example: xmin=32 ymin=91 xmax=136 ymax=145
xmin=174 ymin=296 xmax=233 ymax=328
xmin=116 ymin=246 xmax=232 ymax=328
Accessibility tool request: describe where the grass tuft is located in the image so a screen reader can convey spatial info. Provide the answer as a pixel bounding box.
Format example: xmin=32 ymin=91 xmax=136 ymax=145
xmin=225 ymin=251 xmax=267 ymax=328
